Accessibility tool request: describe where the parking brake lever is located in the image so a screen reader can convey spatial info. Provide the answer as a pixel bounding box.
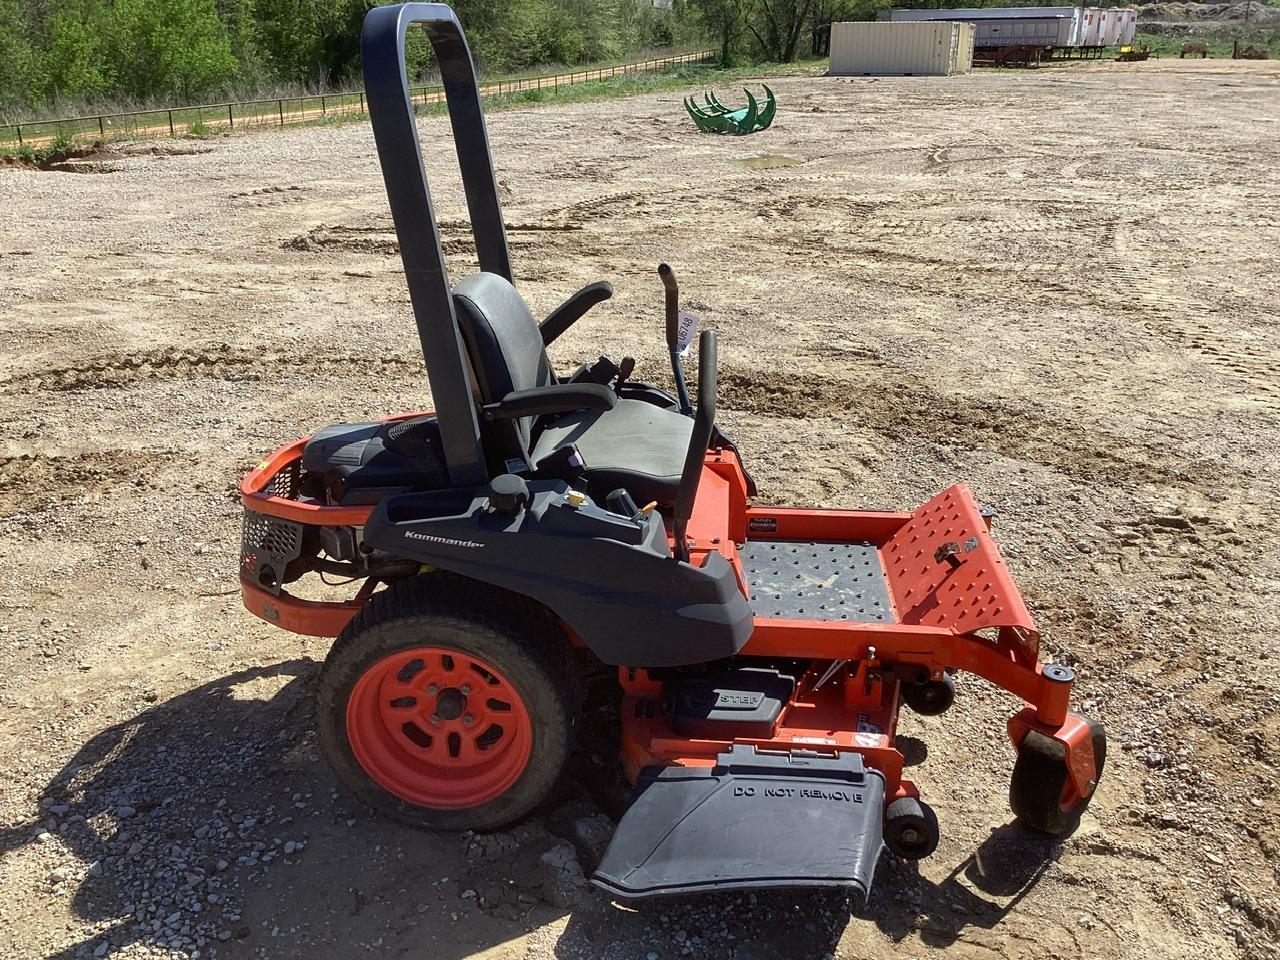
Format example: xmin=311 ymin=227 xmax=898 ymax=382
xmin=658 ymin=263 xmax=693 ymax=415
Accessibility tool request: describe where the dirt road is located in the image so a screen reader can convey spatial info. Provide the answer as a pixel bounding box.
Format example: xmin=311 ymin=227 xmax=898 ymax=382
xmin=1 ymin=57 xmax=1278 ymax=960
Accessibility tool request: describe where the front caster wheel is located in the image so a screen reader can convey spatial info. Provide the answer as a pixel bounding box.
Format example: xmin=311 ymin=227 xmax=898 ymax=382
xmin=316 ymin=574 xmax=577 ymax=832
xmin=884 ymin=797 xmax=940 ymax=860
xmin=903 ymin=674 xmax=955 ymax=717
xmin=1009 ymin=718 xmax=1107 ymax=836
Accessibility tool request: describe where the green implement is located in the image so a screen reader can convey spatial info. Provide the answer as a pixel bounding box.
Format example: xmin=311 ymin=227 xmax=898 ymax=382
xmin=684 ymin=85 xmax=776 ymax=135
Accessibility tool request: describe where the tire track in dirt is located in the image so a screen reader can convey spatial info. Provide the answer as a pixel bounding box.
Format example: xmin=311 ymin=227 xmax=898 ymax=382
xmin=1135 ymin=309 xmax=1280 ymax=408
xmin=719 ymin=363 xmax=1214 ymax=489
xmin=5 ymin=345 xmax=425 ymax=392
xmin=282 ymin=220 xmax=586 ymax=256
xmin=0 ymin=449 xmax=199 ymax=514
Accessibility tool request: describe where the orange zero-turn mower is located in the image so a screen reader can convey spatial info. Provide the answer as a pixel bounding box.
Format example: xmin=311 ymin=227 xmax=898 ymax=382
xmin=238 ymin=2 xmax=1105 ymax=899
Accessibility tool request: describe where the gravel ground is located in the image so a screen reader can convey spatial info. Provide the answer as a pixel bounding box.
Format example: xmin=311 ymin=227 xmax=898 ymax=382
xmin=1 ymin=57 xmax=1278 ymax=960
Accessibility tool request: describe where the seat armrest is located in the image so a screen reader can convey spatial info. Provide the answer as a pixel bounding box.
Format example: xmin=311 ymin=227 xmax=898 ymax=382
xmin=482 ymin=383 xmax=617 ymax=420
xmin=539 ymin=280 xmax=613 ymax=346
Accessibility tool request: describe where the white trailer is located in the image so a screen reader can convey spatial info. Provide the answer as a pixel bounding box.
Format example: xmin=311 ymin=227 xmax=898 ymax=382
xmin=881 ymin=5 xmax=1136 ymax=53
xmin=882 ymin=6 xmax=1083 ymax=49
xmin=1118 ymin=9 xmax=1138 ymax=45
xmin=1081 ymin=7 xmax=1102 ymax=46
xmin=1095 ymin=9 xmax=1118 ymax=45
xmin=1102 ymin=9 xmax=1125 ymax=45
xmin=976 ymin=16 xmax=1076 ymax=48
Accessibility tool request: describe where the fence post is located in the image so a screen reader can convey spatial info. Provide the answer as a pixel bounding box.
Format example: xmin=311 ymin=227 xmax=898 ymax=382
xmin=360 ymin=91 xmax=365 ymax=114
xmin=278 ymin=100 xmax=284 ymax=126
xmin=98 ymin=116 xmax=104 ymax=137
xmin=321 ymin=95 xmax=326 ymax=116
xmin=229 ymin=104 xmax=234 ymax=129
xmin=168 ymin=110 xmax=174 ymax=137
xmin=16 ymin=125 xmax=22 ymax=145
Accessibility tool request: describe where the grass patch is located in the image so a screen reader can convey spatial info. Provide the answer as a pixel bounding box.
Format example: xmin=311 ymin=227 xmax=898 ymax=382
xmin=1 ymin=55 xmax=822 ymax=158
xmin=0 ymin=48 xmax=716 ymax=155
xmin=0 ymin=133 xmax=109 ymax=169
xmin=424 ymin=60 xmax=824 ymax=116
xmin=1133 ymin=33 xmax=1236 ymax=58
xmin=1132 ymin=29 xmax=1279 ymax=59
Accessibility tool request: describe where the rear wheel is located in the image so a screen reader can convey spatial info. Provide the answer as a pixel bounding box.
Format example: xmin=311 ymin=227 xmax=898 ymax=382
xmin=1009 ymin=719 xmax=1106 ymax=836
xmin=316 ymin=575 xmax=577 ymax=831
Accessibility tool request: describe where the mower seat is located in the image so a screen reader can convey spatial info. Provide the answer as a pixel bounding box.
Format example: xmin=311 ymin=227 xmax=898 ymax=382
xmin=453 ymin=272 xmax=692 ymax=505
xmin=531 ymin=399 xmax=692 ymax=506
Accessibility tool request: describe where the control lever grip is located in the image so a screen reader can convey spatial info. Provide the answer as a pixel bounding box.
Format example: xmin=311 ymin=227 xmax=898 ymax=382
xmin=616 ymin=356 xmax=636 ymax=390
xmin=659 ymin=262 xmax=679 ymax=352
xmin=657 ymin=263 xmax=692 ymax=415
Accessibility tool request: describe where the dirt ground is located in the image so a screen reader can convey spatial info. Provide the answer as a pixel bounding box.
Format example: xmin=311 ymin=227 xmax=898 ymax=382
xmin=1 ymin=56 xmax=1278 ymax=960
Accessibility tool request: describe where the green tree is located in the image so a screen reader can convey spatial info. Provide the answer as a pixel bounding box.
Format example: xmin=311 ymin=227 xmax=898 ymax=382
xmin=0 ymin=0 xmax=41 ymax=112
xmin=216 ymin=0 xmax=266 ymax=86
xmin=615 ymin=0 xmax=662 ymax=50
xmin=255 ymin=0 xmax=367 ymax=86
xmin=42 ymin=9 xmax=108 ymax=102
xmin=669 ymin=0 xmax=706 ymax=46
xmin=691 ymin=0 xmax=742 ymax=64
xmin=0 ymin=0 xmax=745 ymax=118
xmin=254 ymin=0 xmax=325 ymax=82
xmin=737 ymin=0 xmax=817 ymax=61
xmin=105 ymin=0 xmax=239 ymax=99
xmin=559 ymin=0 xmax=619 ymax=62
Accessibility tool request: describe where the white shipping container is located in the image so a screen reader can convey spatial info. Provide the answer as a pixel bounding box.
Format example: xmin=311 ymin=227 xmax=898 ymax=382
xmin=830 ymin=21 xmax=975 ymax=77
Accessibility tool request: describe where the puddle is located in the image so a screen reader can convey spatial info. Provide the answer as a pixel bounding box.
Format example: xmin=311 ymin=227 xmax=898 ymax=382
xmin=735 ymin=154 xmax=800 ymax=170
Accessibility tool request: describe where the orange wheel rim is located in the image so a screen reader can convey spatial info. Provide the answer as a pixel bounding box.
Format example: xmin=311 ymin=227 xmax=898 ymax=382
xmin=346 ymin=646 xmax=533 ymax=809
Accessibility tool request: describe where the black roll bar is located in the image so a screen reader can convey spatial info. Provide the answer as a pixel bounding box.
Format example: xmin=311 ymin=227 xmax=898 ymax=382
xmin=361 ymin=3 xmax=512 ymax=487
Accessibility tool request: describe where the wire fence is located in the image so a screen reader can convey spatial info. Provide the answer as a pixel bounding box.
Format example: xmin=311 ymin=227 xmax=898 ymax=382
xmin=2 ymin=50 xmax=715 ymax=153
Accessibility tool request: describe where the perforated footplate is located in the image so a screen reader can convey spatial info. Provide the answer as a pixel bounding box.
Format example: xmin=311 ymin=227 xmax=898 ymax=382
xmin=740 ymin=540 xmax=893 ymax=621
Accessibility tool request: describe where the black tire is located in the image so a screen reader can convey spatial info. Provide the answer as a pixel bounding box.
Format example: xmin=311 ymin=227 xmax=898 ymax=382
xmin=316 ymin=573 xmax=578 ymax=831
xmin=1009 ymin=719 xmax=1107 ymax=836
xmin=903 ymin=675 xmax=956 ymax=717
xmin=883 ymin=796 xmax=940 ymax=860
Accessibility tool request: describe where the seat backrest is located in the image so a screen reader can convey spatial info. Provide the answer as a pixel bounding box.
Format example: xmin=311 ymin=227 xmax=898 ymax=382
xmin=452 ymin=272 xmax=554 ymax=460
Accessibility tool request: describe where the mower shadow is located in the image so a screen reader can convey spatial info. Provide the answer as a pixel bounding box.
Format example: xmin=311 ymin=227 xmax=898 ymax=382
xmin=11 ymin=659 xmax=572 ymax=960
xmin=871 ymin=823 xmax=1061 ymax=948
xmin=12 ymin=660 xmax=1061 ymax=960
xmin=555 ymin=886 xmax=864 ymax=960
xmin=896 ymin=734 xmax=929 ymax=767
